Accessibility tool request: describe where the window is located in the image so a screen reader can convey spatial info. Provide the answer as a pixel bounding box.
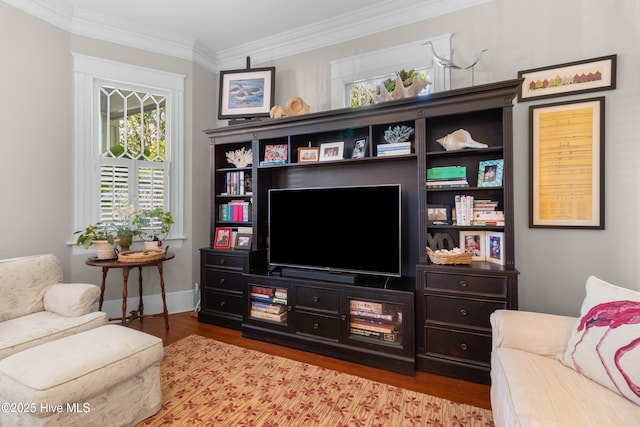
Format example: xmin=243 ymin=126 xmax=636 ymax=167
xmin=73 ymin=54 xmax=185 ymax=251
xmin=330 ymin=34 xmax=452 ymax=109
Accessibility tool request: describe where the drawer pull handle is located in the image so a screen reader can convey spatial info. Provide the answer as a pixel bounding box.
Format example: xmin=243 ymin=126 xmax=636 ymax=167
xmin=460 ymin=309 xmax=468 ymax=316
xmin=313 ymin=323 xmax=319 ymax=330
xmin=219 ymin=301 xmax=226 ymax=307
xmin=341 ymin=314 xmax=347 ymax=321
xmin=219 ymin=278 xmax=226 ymax=284
xmin=219 ymin=259 xmax=226 ymax=265
xmin=460 ymin=342 xmax=468 ymax=351
xmin=459 ymin=280 xmax=467 ymax=287
xmin=313 ymin=296 xmax=319 ymax=303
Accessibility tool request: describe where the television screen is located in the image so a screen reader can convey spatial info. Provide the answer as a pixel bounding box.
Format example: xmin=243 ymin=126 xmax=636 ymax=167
xmin=268 ymin=184 xmax=401 ymax=277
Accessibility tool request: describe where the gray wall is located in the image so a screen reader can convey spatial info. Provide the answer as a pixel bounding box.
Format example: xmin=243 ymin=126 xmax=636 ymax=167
xmin=2 ymin=0 xmax=639 ymax=317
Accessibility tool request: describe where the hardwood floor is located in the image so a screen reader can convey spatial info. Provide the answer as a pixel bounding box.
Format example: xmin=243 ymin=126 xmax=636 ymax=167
xmin=130 ymin=311 xmax=491 ymax=410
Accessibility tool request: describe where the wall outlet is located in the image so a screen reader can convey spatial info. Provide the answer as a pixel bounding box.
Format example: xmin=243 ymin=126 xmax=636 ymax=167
xmin=194 ymin=282 xmax=200 ymax=292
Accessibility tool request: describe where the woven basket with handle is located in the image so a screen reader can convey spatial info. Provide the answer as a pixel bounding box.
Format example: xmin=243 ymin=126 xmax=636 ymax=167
xmin=426 ymin=247 xmax=473 ymax=265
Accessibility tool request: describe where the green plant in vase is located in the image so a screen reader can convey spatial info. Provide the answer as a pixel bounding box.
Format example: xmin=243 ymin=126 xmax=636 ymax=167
xmin=115 ymin=203 xmax=140 ymax=252
xmin=75 ymin=222 xmax=120 ymax=259
xmin=132 ymin=207 xmax=174 ymax=250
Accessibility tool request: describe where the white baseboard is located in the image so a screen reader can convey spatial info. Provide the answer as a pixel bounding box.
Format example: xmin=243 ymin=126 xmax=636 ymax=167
xmin=97 ymin=290 xmax=197 ymax=319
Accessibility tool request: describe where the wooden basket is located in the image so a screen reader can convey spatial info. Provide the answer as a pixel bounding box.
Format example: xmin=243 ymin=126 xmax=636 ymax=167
xmin=426 ymin=247 xmax=473 ymax=265
xmin=117 ymin=249 xmax=166 ymax=263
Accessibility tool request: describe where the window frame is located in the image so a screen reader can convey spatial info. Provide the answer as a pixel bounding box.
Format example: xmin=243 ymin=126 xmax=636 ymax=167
xmin=72 ymin=54 xmax=185 ymax=252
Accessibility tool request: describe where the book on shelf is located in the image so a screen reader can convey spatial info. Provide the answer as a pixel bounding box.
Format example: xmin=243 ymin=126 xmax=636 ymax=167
xmin=426 ymin=166 xmax=469 ymax=188
xmin=350 ymin=319 xmax=395 ymax=334
xmin=350 ymin=328 xmax=400 ymax=342
xmin=222 ymin=171 xmax=252 ymax=196
xmin=350 ymin=310 xmax=395 ymax=321
xmin=250 ymin=309 xmax=287 ymax=323
xmin=471 ymin=199 xmax=504 ymax=226
xmin=218 ymin=200 xmax=251 ymax=222
xmin=376 ymin=142 xmax=411 ymax=156
xmin=251 ymin=301 xmax=287 ymax=315
xmin=454 ymin=194 xmax=474 ymax=226
xmin=349 ymin=300 xmax=383 ymax=314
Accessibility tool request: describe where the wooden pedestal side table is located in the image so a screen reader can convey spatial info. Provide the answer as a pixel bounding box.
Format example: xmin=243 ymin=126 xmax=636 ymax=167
xmin=86 ymin=252 xmax=175 ymax=330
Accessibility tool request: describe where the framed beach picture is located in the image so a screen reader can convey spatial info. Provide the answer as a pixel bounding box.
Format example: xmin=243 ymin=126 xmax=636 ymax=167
xmin=218 ymin=67 xmax=275 ymax=120
xmin=459 ymin=230 xmax=486 ymax=261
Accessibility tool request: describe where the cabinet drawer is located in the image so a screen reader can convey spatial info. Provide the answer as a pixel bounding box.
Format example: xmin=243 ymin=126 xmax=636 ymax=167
xmin=203 ymin=269 xmax=244 ymax=291
xmin=295 ymin=311 xmax=340 ymax=341
xmin=426 ymin=295 xmax=505 ymax=329
xmin=296 ymin=286 xmax=339 ymax=313
xmin=425 ymin=326 xmax=491 ymax=365
xmin=202 ymin=290 xmax=243 ymax=315
xmin=425 ymin=272 xmax=506 ymax=297
xmin=203 ymin=253 xmax=244 ymax=270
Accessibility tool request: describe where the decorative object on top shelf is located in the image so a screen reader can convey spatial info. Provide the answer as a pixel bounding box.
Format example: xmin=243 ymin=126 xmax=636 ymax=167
xmin=424 ymin=41 xmax=487 ymax=86
xmin=374 ymin=70 xmax=429 ymax=103
xmin=435 ymin=129 xmax=488 ymax=151
xmin=477 ymin=159 xmax=504 ymax=187
xmin=132 ymin=207 xmax=174 ymax=249
xmin=426 ymin=247 xmax=472 ymax=265
xmin=218 ymin=67 xmax=275 ymax=120
xmin=225 ymin=147 xmax=253 ymax=168
xmin=269 ymin=96 xmax=311 ymax=119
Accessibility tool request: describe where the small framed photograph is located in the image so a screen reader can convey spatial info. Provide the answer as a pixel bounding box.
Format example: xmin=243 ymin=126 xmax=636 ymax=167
xmin=427 ymin=204 xmax=452 ymax=225
xmin=319 ymin=141 xmax=344 ymax=161
xmin=297 ymin=146 xmax=320 ymax=163
xmin=213 ymin=227 xmax=232 ymax=249
xmin=477 ymin=159 xmax=504 ymax=187
xmin=486 ymin=231 xmax=504 ymax=265
xmin=234 ymin=233 xmax=253 ymax=250
xmin=262 ymin=144 xmax=288 ymax=165
xmin=218 ymin=67 xmax=275 ymax=120
xmin=459 ymin=231 xmax=486 ymax=261
xmin=351 ymin=138 xmax=368 ymax=159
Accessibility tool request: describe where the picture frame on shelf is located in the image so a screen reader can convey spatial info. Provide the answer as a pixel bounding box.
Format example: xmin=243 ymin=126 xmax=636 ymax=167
xmin=518 ymin=54 xmax=616 ymax=102
xmin=261 ymin=144 xmax=288 ymax=166
xmin=486 ymin=231 xmax=504 ymax=265
xmin=459 ymin=230 xmax=486 ymax=261
xmin=477 ymin=159 xmax=504 ymax=187
xmin=530 ymin=97 xmax=604 ymax=229
xmin=351 ymin=138 xmax=368 ymax=159
xmin=218 ymin=67 xmax=275 ymax=120
xmin=427 ymin=204 xmax=452 ymax=225
xmin=297 ymin=146 xmax=320 ymax=163
xmin=234 ymin=233 xmax=253 ymax=250
xmin=319 ymin=141 xmax=344 ymax=161
xmin=213 ymin=227 xmax=233 ymax=249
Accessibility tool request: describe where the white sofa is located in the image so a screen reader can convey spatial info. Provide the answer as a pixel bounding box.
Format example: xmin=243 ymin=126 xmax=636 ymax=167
xmin=0 ymin=254 xmax=108 ymax=359
xmin=490 ymin=276 xmax=640 ymax=426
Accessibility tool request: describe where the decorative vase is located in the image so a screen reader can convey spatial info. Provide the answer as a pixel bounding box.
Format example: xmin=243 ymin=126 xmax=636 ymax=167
xmin=373 ymin=76 xmax=428 ymax=103
xmin=92 ymin=239 xmax=119 ymax=260
xmin=118 ymin=233 xmax=133 ymax=252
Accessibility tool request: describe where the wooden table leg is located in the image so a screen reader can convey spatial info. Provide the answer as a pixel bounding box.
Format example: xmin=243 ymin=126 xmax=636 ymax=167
xmin=137 ymin=266 xmax=144 ymax=316
xmin=121 ymin=266 xmax=130 ymax=326
xmin=157 ymin=261 xmax=170 ymax=330
xmin=98 ymin=267 xmax=108 ymax=310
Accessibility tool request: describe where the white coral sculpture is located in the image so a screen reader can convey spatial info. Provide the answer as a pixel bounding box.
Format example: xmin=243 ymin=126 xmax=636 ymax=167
xmin=384 ymin=125 xmax=414 ymax=144
xmin=226 ymin=147 xmax=253 ymax=168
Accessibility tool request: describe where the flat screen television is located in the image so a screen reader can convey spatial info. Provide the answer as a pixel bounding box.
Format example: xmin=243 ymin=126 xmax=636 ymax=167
xmin=268 ymin=184 xmax=401 ymax=278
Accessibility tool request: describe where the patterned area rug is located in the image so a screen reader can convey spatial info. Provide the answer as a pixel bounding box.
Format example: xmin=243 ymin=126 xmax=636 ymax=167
xmin=138 ymin=335 xmax=494 ymax=426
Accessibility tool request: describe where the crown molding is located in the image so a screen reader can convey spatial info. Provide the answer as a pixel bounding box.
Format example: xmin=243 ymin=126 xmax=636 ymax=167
xmin=4 ymin=0 xmax=490 ymax=72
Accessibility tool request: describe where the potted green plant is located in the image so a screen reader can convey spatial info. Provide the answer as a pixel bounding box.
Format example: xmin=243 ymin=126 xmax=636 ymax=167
xmin=75 ymin=222 xmax=120 ymax=259
xmin=115 ymin=204 xmax=140 ymax=251
xmin=132 ymin=207 xmax=174 ymax=250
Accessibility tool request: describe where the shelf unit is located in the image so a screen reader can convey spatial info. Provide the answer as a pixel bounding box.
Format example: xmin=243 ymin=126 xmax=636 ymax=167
xmin=203 ymin=79 xmax=522 ymax=380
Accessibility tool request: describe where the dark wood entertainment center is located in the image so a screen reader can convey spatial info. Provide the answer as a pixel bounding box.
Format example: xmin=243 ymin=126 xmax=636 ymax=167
xmin=201 ymin=79 xmax=522 ymax=383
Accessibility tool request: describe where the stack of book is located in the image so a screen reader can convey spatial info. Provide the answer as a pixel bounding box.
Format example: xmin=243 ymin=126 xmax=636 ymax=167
xmin=426 ymin=166 xmax=469 ymax=188
xmin=218 ymin=200 xmax=251 ymax=222
xmin=249 ymin=286 xmax=288 ymax=323
xmin=472 ymin=199 xmax=505 ymax=226
xmin=376 ymin=142 xmax=411 ymax=157
xmin=348 ymin=300 xmax=399 ymax=343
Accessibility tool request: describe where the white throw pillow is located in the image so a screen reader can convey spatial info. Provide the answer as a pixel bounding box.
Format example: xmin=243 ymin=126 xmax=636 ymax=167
xmin=559 ymin=276 xmax=640 ymax=406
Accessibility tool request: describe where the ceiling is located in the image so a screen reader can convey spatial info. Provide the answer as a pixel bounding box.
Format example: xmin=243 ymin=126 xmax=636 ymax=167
xmin=5 ymin=0 xmax=488 ymax=70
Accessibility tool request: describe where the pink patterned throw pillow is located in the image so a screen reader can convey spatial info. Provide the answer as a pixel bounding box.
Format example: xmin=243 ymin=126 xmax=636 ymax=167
xmin=559 ymin=276 xmax=640 ymax=406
